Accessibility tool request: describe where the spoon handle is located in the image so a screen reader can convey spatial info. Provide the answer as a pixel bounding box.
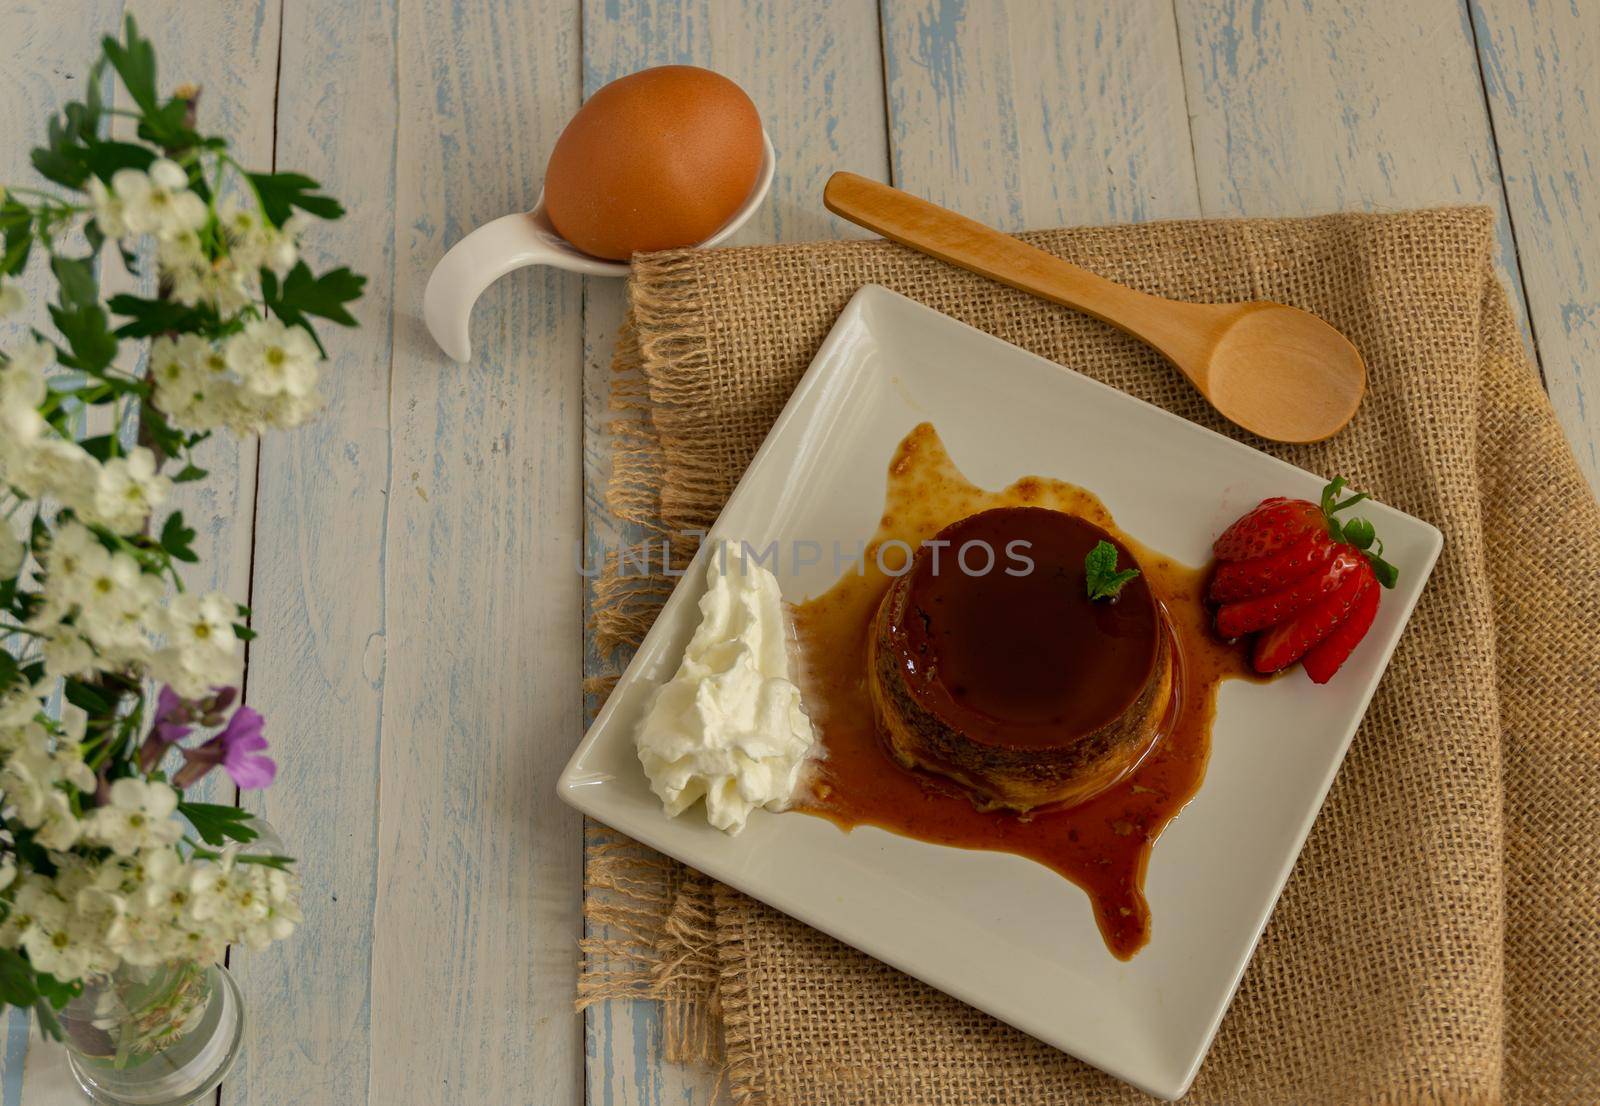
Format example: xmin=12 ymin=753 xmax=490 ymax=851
xmin=822 ymin=172 xmax=1216 ymax=385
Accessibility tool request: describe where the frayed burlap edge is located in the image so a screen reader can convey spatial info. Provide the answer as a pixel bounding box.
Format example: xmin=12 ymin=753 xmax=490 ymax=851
xmin=579 ymin=278 xmax=725 ymax=1068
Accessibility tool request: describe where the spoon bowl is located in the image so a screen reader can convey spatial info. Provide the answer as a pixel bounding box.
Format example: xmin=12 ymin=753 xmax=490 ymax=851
xmin=1202 ymin=303 xmax=1366 ymax=443
xmin=424 ymin=131 xmax=776 ymax=362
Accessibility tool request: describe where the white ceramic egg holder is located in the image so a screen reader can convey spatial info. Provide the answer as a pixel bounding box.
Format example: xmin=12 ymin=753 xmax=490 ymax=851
xmin=422 ymin=131 xmax=776 ymax=363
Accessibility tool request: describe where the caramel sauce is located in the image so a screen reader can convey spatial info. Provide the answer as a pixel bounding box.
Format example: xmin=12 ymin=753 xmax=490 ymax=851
xmin=790 ymin=423 xmax=1249 ymax=958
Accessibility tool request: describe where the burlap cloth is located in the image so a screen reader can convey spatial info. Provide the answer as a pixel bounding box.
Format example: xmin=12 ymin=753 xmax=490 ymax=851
xmin=579 ymin=207 xmax=1600 ymax=1105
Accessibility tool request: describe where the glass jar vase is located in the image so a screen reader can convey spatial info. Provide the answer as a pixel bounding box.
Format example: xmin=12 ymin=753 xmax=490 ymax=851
xmin=58 ymin=960 xmax=244 ymax=1106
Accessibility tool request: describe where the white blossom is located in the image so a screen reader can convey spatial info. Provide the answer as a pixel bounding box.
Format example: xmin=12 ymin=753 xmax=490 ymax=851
xmin=153 ymin=591 xmax=240 ymax=697
xmin=158 ymin=229 xmax=252 ymax=314
xmin=226 ymin=318 xmax=318 ymax=399
xmin=87 ymin=176 xmax=130 ymax=239
xmin=0 ymin=520 xmax=22 ymax=580
xmin=113 ymin=160 xmax=207 ymax=239
xmin=150 ymin=334 xmax=229 ymax=430
xmin=0 ymin=280 xmax=22 ymax=319
xmin=85 ymin=779 xmax=183 ymax=857
xmin=82 ymin=447 xmax=171 ymax=535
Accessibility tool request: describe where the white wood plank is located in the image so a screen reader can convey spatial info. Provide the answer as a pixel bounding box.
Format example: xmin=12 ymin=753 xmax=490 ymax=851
xmin=881 ymin=0 xmax=1199 ymax=227
xmin=1470 ymin=0 xmax=1600 ymax=491
xmin=579 ymin=1 xmax=888 ymax=1102
xmin=1173 ymin=0 xmax=1535 ymax=336
xmin=223 ymin=0 xmax=392 ymax=1100
xmin=368 ymin=0 xmax=586 ymax=1103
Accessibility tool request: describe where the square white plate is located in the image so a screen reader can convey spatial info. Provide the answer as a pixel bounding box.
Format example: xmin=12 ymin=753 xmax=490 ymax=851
xmin=560 ymin=285 xmax=1442 ymax=1099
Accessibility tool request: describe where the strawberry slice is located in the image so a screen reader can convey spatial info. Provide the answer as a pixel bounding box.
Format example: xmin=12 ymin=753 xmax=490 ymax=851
xmin=1212 ymin=498 xmax=1327 ymax=562
xmin=1215 ymin=549 xmax=1363 ymax=638
xmin=1209 ymin=529 xmax=1342 ymax=603
xmin=1251 ymin=563 xmax=1375 ymax=675
xmin=1301 ymin=578 xmax=1381 ymax=683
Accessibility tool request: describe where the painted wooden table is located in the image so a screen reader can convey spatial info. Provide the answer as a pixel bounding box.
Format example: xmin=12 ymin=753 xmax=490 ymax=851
xmin=1 ymin=1 xmax=1596 ymax=1103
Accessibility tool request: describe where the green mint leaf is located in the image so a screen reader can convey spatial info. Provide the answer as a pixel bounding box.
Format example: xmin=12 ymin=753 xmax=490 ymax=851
xmin=178 ymin=802 xmax=260 ymax=846
xmin=103 ymin=15 xmax=159 ymax=116
xmin=247 ymin=172 xmax=345 ymax=225
xmin=159 ymin=511 xmax=198 ymax=563
xmin=1084 ymin=539 xmax=1140 ymax=601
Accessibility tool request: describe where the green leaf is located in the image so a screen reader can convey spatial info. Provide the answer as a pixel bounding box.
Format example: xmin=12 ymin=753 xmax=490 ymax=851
xmin=263 ymin=261 xmax=365 ymax=330
xmin=138 ymin=404 xmax=187 ymax=459
xmin=107 ymin=293 xmax=208 ymax=338
xmin=51 ymin=255 xmax=97 ymax=309
xmin=76 ymin=434 xmax=117 ymax=462
xmin=159 ymin=511 xmax=198 ymax=563
xmin=1367 ymin=552 xmax=1399 ymax=589
xmin=178 ymin=802 xmax=260 ymax=847
xmin=1341 ymin=518 xmax=1376 ymax=550
xmin=235 ymin=853 xmax=295 ymax=871
xmin=247 ymin=172 xmax=345 ymax=225
xmin=0 ymin=198 xmax=32 ymax=277
xmin=64 ymin=679 xmax=114 ymax=715
xmin=232 ymin=622 xmax=257 ymax=642
xmin=172 ymin=463 xmax=208 ymax=483
xmin=83 ymin=139 xmax=155 ymax=183
xmin=30 ymin=116 xmax=90 ymax=190
xmin=0 ymin=950 xmax=40 ymax=1007
xmin=32 ymin=970 xmax=79 ymax=1009
xmin=1084 ymin=540 xmax=1140 ymax=602
xmin=103 ymin=14 xmax=158 ymax=115
xmin=0 ymin=650 xmax=18 ymax=694
xmin=49 ymin=302 xmax=118 ymax=373
xmin=32 ymin=1000 xmax=63 ymax=1041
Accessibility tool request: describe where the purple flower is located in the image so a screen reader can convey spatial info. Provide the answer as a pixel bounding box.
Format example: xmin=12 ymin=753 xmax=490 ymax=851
xmin=173 ymin=706 xmax=277 ymax=791
xmin=139 ymin=686 xmax=195 ymax=774
xmin=152 ymin=687 xmax=194 ymax=744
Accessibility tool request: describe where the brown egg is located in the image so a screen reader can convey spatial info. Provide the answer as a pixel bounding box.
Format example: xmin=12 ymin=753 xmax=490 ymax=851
xmin=542 ymin=66 xmax=764 ymax=261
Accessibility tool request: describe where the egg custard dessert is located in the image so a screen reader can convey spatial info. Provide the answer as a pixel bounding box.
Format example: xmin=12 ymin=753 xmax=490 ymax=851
xmin=868 ymin=507 xmax=1172 ymax=813
xmin=792 ymin=423 xmax=1249 ymax=958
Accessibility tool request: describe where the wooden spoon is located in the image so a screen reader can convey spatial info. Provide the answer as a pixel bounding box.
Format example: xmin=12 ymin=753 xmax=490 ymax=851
xmin=823 ymin=172 xmax=1366 ymax=443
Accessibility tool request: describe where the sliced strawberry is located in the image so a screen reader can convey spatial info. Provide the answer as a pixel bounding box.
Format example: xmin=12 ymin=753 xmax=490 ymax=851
xmin=1251 ymin=563 xmax=1375 ymax=675
xmin=1209 ymin=529 xmax=1342 ymax=603
xmin=1301 ymin=578 xmax=1381 ymax=683
xmin=1212 ymin=498 xmax=1327 ymax=562
xmin=1215 ymin=549 xmax=1363 ymax=638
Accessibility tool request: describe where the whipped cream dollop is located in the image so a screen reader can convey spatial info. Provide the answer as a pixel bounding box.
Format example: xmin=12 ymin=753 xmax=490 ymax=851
xmin=635 ymin=542 xmax=817 ymax=834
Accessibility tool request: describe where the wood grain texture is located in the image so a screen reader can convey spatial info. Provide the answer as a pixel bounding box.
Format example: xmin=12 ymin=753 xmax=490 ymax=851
xmin=1469 ymin=0 xmax=1600 ymax=492
xmin=223 ymin=0 xmax=392 ymax=1100
xmin=370 ymin=0 xmax=586 ymax=1102
xmin=579 ymin=1 xmax=887 ymax=1103
xmin=881 ymin=0 xmax=1199 ymax=226
xmin=1173 ymin=0 xmax=1534 ymax=338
